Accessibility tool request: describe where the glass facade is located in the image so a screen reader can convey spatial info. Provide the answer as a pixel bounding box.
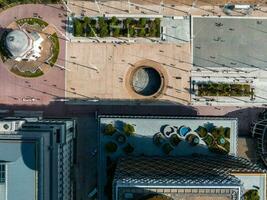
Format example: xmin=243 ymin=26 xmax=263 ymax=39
xmin=0 ymin=164 xmax=5 ymax=183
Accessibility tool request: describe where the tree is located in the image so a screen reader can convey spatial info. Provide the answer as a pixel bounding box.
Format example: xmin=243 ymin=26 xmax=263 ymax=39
xmin=139 ymin=18 xmax=147 ymax=27
xmin=104 ymin=124 xmax=116 ymax=135
xmin=105 ymin=142 xmax=118 ymax=153
xmin=73 ymin=19 xmax=83 ymax=36
xmin=138 ymin=28 xmax=146 ymax=37
xmin=128 ymin=27 xmax=135 ymax=37
xmin=124 ymin=18 xmax=132 ymax=28
xmin=99 ymin=25 xmax=109 ymax=37
xmin=154 ymin=18 xmax=161 ymax=26
xmin=123 ymin=124 xmax=135 ymax=136
xmin=110 ymin=16 xmax=118 ymax=25
xmin=112 ymin=28 xmax=120 ymax=37
xmin=98 ymin=16 xmax=106 ymax=27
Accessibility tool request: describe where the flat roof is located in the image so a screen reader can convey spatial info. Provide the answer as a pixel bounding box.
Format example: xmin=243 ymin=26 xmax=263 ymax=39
xmin=193 ymin=17 xmax=267 ymax=69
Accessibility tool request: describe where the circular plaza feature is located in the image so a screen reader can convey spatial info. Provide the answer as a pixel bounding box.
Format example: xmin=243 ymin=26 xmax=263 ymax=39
xmin=132 ymin=67 xmax=162 ymax=96
xmin=0 ymin=17 xmax=60 ymax=78
xmin=126 ymin=60 xmax=167 ymax=98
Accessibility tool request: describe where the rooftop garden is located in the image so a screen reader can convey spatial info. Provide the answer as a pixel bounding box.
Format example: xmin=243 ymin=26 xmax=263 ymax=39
xmin=197 ymin=82 xmax=252 ymax=97
xmin=153 ymin=124 xmax=231 ymax=155
xmin=73 ymin=16 xmax=161 ymax=38
xmin=103 ymin=123 xmax=135 ymax=154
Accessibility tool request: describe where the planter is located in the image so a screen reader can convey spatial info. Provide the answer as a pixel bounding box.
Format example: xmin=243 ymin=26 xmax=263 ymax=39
xmin=178 ymin=126 xmax=191 ymax=137
xmin=123 ymin=143 xmax=134 ymax=154
xmin=170 ymin=134 xmax=181 ymax=146
xmin=105 ymin=142 xmax=118 ymax=153
xmin=116 ymin=133 xmax=126 ymax=145
xmin=153 ymin=132 xmax=165 ymax=146
xmin=162 ymin=143 xmax=173 ymax=155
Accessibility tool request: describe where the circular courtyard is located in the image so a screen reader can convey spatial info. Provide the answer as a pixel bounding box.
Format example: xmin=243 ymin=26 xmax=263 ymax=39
xmin=126 ymin=60 xmax=167 ymax=99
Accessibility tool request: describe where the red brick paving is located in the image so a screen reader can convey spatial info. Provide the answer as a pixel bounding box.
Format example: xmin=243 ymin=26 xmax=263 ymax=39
xmin=0 ymin=4 xmax=67 ymax=105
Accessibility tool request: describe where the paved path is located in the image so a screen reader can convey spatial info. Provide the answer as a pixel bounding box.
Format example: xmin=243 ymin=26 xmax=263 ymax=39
xmin=0 ymin=4 xmax=67 ymax=105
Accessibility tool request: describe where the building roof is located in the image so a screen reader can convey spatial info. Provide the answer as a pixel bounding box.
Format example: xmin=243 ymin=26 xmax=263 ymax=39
xmin=5 ymin=30 xmax=30 ymax=57
xmin=114 ymin=155 xmax=265 ymax=187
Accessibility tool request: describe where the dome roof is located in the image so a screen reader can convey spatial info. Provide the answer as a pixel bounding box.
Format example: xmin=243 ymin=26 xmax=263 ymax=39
xmin=5 ymin=30 xmax=30 ymax=57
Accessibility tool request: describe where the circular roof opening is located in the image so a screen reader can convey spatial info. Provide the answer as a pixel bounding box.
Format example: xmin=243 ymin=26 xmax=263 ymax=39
xmin=132 ymin=66 xmax=162 ymax=96
xmin=126 ymin=60 xmax=167 ymax=99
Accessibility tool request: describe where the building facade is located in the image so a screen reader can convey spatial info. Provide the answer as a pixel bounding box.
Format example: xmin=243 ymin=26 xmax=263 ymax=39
xmin=0 ymin=117 xmax=76 ymax=200
xmin=251 ymin=118 xmax=267 ymax=167
xmin=113 ymin=156 xmax=266 ymax=200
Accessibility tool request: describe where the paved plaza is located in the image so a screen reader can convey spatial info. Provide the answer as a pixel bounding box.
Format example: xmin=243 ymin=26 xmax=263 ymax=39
xmin=193 ymin=17 xmax=267 ymax=70
xmin=66 ymin=42 xmax=191 ymax=104
xmin=0 ymin=4 xmax=67 ymax=105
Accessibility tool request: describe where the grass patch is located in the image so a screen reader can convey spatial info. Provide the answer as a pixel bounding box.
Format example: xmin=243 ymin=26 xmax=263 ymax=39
xmin=11 ymin=67 xmax=44 ymax=78
xmin=48 ymin=33 xmax=60 ymax=66
xmin=16 ymin=18 xmax=48 ymax=28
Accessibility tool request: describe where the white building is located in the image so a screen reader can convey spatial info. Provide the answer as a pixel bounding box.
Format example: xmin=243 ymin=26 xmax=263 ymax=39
xmin=5 ymin=29 xmax=43 ymax=62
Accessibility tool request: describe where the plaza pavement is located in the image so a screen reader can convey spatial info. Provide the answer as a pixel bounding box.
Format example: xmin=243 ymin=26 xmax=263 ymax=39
xmin=0 ymin=4 xmax=67 ymax=105
xmin=68 ymin=0 xmax=267 ymax=17
xmin=65 ymin=42 xmax=191 ymax=104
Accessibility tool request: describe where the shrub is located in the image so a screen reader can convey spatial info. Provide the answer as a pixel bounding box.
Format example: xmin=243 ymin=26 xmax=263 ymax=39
xmin=162 ymin=143 xmax=173 ymax=155
xmin=196 ymin=126 xmax=207 ymax=138
xmin=73 ymin=19 xmax=83 ymax=36
xmin=203 ymin=134 xmax=214 ymax=146
xmin=123 ymin=124 xmax=135 ymax=136
xmin=116 ymin=134 xmax=126 ymax=144
xmin=112 ymin=28 xmax=120 ymax=37
xmin=110 ymin=16 xmax=118 ymax=25
xmin=138 ymin=28 xmax=146 ymax=37
xmin=224 ymin=127 xmax=231 ymax=138
xmin=186 ymin=134 xmax=199 ymax=146
xmin=222 ymin=140 xmax=230 ymax=153
xmin=105 ymin=142 xmax=117 ymax=153
xmin=244 ymin=189 xmax=260 ymax=200
xmin=139 ymin=18 xmax=147 ymax=27
xmin=170 ymin=134 xmax=181 ymax=146
xmin=153 ymin=133 xmax=165 ymax=146
xmin=104 ymin=124 xmax=116 ymax=136
xmin=123 ymin=143 xmax=134 ymax=154
xmin=99 ymin=25 xmax=109 ymax=37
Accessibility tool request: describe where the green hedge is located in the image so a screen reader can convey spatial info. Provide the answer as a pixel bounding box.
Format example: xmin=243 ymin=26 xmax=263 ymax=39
xmin=73 ymin=16 xmax=161 ymax=38
xmin=48 ymin=33 xmax=60 ymax=66
xmin=10 ymin=67 xmax=44 ymax=78
xmin=197 ymin=82 xmax=251 ymax=97
xmin=16 ymin=18 xmax=48 ymax=28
